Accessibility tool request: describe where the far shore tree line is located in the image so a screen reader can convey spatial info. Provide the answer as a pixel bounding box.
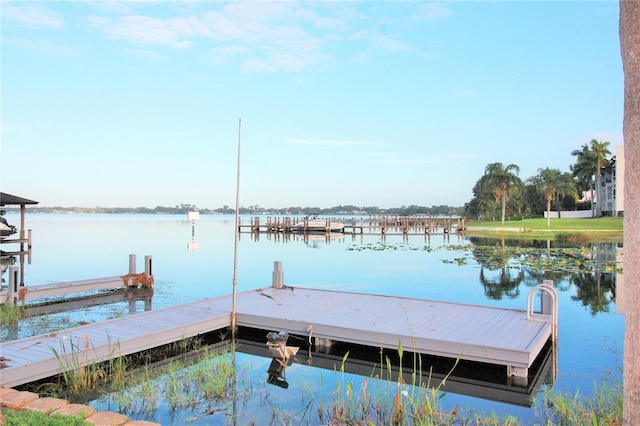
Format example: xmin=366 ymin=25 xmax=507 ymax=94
xmin=12 ymin=204 xmax=466 ymax=217
xmin=7 ymin=139 xmax=614 ymax=223
xmin=464 ymin=139 xmax=617 ymax=225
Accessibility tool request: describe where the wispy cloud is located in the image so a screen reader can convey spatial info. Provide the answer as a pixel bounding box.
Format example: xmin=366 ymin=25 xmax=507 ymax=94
xmin=289 ymin=138 xmax=381 ymax=147
xmin=84 ymin=2 xmax=428 ymax=72
xmin=353 ymin=30 xmax=413 ymax=54
xmin=2 ymin=3 xmax=64 ymax=29
xmin=123 ymin=48 xmax=166 ymax=62
xmin=2 ymin=38 xmax=76 ymax=56
xmin=366 ymin=149 xmax=482 ymax=166
xmin=409 ymin=3 xmax=454 ymax=22
xmin=90 ymin=15 xmax=193 ymax=49
xmin=204 ymin=45 xmax=249 ymax=65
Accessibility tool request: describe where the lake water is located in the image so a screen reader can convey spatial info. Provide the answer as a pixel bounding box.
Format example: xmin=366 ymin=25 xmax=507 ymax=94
xmin=0 ymin=214 xmax=624 ymax=424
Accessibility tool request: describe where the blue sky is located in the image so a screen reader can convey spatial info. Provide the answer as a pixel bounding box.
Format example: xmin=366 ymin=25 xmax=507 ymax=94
xmin=1 ymin=1 xmax=623 ymax=209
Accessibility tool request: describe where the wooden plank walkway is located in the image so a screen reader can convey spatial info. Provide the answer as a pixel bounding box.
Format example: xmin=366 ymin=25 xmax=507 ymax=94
xmin=0 ymin=286 xmax=553 ymax=388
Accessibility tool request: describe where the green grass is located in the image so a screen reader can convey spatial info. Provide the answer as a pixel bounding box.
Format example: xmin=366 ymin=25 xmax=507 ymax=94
xmin=469 ymin=217 xmax=622 ymax=231
xmin=0 ymin=304 xmax=29 ymax=323
xmin=0 ymin=408 xmax=90 ymax=425
xmin=465 ymin=217 xmax=623 ymax=242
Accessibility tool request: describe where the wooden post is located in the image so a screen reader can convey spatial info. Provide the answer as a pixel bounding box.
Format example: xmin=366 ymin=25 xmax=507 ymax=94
xmin=8 ymin=266 xmax=19 ymax=305
xmin=128 ymin=254 xmax=137 ymax=274
xmin=272 ymin=261 xmax=284 ymax=289
xmin=145 ymin=255 xmax=152 ymax=277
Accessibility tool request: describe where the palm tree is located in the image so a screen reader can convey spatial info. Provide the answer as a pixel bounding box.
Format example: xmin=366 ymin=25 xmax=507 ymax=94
xmin=533 ymin=168 xmax=580 ymax=226
xmin=590 ymin=139 xmax=612 ymax=217
xmin=570 ymin=143 xmax=597 ymax=216
xmin=482 ymin=162 xmax=522 ymax=224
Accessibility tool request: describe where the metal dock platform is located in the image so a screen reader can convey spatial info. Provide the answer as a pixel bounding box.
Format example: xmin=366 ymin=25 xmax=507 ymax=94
xmin=0 ymin=281 xmax=556 ymax=389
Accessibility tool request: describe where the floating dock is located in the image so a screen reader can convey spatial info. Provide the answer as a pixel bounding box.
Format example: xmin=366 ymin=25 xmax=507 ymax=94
xmin=0 ymin=267 xmax=556 ymax=389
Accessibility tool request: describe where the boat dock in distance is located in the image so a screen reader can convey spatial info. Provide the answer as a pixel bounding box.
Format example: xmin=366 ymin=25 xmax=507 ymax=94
xmin=0 ymin=262 xmax=557 ymax=391
xmin=239 ymin=215 xmax=467 ymax=235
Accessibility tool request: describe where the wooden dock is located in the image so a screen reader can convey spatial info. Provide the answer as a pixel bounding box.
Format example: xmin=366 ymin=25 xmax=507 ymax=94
xmin=0 ymin=255 xmax=153 ymax=305
xmin=239 ymin=215 xmax=466 ymax=235
xmin=0 ymin=276 xmax=556 ymax=389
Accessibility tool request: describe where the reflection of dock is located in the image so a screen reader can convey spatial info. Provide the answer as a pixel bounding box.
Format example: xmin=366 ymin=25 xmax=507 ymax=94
xmin=26 ymin=287 xmax=154 ymax=317
xmin=0 ymin=265 xmax=556 ymax=390
xmin=239 ymin=215 xmax=466 ymax=236
xmin=236 ymin=331 xmax=556 ymax=407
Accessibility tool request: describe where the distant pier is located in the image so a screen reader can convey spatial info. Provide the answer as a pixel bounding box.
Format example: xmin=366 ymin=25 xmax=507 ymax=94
xmin=239 ymin=215 xmax=466 ymax=235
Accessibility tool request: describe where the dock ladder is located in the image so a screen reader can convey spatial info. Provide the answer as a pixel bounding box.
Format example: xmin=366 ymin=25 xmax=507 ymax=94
xmin=527 ymin=279 xmax=558 ymax=343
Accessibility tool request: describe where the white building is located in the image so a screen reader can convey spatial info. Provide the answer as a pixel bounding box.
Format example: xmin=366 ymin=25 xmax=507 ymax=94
xmin=600 ymin=145 xmax=624 ymax=217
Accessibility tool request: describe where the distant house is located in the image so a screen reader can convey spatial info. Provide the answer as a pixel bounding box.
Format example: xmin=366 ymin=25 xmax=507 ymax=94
xmin=600 ymin=145 xmax=625 ymax=217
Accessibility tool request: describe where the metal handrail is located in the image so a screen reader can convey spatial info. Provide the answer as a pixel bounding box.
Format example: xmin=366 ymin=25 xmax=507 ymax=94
xmin=527 ymin=279 xmax=558 ymax=343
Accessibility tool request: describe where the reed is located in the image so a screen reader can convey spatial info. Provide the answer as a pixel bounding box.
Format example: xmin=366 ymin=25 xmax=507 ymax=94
xmin=50 ymin=333 xmax=124 ymax=394
xmin=540 ymin=382 xmax=623 ymax=425
xmin=320 ymin=344 xmax=461 ymax=425
xmin=104 ymin=342 xmax=240 ymax=417
xmin=0 ymin=303 xmax=29 ymax=323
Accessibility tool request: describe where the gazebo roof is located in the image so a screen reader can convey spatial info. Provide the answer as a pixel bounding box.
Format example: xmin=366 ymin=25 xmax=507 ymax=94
xmin=0 ymin=192 xmax=39 ymax=207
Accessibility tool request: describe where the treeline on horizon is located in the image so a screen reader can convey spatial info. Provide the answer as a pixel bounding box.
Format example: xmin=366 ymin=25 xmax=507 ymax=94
xmin=8 ymin=139 xmax=614 ymax=221
xmin=15 ymin=204 xmax=465 ymax=217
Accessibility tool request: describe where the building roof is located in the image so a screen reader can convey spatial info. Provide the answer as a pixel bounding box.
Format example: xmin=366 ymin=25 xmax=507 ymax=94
xmin=0 ymin=192 xmax=39 ymax=206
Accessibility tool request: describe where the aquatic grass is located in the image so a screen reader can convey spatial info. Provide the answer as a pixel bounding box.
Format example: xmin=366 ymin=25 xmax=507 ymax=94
xmin=100 ymin=342 xmax=241 ymax=418
xmin=554 ymin=232 xmax=591 ymax=247
xmin=319 ymin=343 xmax=463 ymax=425
xmin=539 ymin=382 xmax=623 ymax=425
xmin=0 ymin=303 xmax=29 ymax=323
xmin=50 ymin=332 xmax=124 ymax=395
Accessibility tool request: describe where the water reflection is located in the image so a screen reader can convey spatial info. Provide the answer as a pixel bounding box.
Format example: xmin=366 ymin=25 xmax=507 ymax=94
xmin=571 ymin=272 xmax=615 ymax=315
xmin=467 ymin=237 xmax=622 ymax=314
xmin=0 ymin=215 xmax=625 ymax=424
xmin=236 ymin=327 xmax=556 ymax=408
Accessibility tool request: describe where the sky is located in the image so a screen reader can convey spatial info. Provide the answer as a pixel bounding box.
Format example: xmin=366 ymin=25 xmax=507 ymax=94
xmin=0 ymin=1 xmax=623 ymax=209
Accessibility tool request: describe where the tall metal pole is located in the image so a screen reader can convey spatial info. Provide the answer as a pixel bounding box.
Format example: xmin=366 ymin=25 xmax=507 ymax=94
xmin=232 ymin=118 xmax=242 ymax=332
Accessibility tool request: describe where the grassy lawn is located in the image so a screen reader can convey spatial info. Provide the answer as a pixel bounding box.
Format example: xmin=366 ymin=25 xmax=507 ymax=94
xmin=468 ymin=216 xmax=623 ymax=230
xmin=465 ymin=217 xmax=623 ymax=242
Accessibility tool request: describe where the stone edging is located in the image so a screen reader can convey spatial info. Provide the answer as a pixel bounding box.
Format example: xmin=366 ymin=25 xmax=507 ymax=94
xmin=0 ymin=386 xmax=159 ymax=425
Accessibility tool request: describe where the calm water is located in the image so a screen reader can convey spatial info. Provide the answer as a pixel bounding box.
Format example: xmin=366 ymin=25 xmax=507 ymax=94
xmin=0 ymin=214 xmax=624 ymax=424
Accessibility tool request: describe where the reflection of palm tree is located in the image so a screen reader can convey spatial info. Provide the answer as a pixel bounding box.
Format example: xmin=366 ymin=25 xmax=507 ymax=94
xmin=479 ymin=266 xmax=524 ymax=300
xmin=522 ymin=269 xmax=572 ymax=291
xmin=570 ymin=272 xmax=613 ymax=315
xmin=473 ymin=239 xmax=525 ymax=300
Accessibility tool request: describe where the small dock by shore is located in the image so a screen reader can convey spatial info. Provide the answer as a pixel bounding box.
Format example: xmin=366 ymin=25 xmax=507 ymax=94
xmin=0 ymin=255 xmax=153 ymax=305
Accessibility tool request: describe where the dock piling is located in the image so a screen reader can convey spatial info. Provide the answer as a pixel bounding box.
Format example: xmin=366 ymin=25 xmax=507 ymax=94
xmin=145 ymin=255 xmax=153 ymax=277
xmin=272 ymin=261 xmax=284 ymax=288
xmin=7 ymin=266 xmax=19 ymax=305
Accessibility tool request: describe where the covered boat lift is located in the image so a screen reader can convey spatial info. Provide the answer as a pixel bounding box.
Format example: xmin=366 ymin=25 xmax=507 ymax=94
xmin=1 ymin=192 xmax=38 ymax=286
xmin=1 ymin=192 xmax=38 ymax=248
